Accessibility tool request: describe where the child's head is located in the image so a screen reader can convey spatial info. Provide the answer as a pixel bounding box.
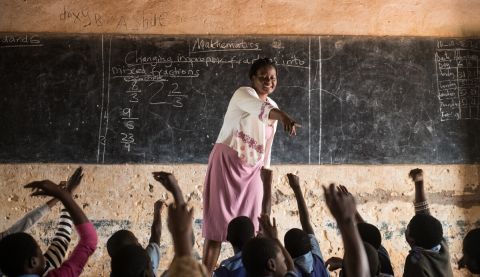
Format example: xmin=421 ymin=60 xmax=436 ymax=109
xmin=357 ymin=222 xmax=382 ymax=250
xmin=406 ymin=214 xmax=443 ymax=249
xmin=283 ymin=228 xmax=311 ymax=258
xmin=226 ymin=216 xmax=254 ymax=251
xmin=111 ymin=244 xmax=154 ymax=277
xmin=107 ymin=230 xmax=140 ymax=257
xmin=0 ymin=232 xmax=45 ymax=276
xmin=242 ymin=237 xmax=287 ymax=277
xmin=460 ymin=228 xmax=480 ymax=274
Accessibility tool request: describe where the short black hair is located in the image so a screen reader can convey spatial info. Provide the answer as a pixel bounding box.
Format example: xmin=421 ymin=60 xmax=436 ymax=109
xmin=284 ymin=228 xmax=311 ymax=258
xmin=463 ymin=228 xmax=480 ymax=273
xmin=242 ymin=237 xmax=279 ymax=277
xmin=408 ymin=214 xmax=443 ymax=249
xmin=226 ymin=216 xmax=254 ymax=249
xmin=111 ymin=244 xmax=152 ymax=277
xmin=249 ymin=58 xmax=277 ymax=79
xmin=357 ymin=222 xmax=382 ymax=250
xmin=0 ymin=232 xmax=39 ymax=276
xmin=107 ymin=230 xmax=139 ymax=257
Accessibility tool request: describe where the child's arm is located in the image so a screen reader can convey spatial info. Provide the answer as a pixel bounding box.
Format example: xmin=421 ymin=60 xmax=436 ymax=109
xmin=43 ymin=167 xmax=83 ymax=273
xmin=259 ymin=214 xmax=295 ymax=273
xmin=0 ymin=202 xmax=52 ymax=240
xmin=261 ymin=167 xmax=273 ymax=216
xmin=153 ymin=172 xmax=185 ymax=205
xmin=338 ymin=185 xmax=366 ymax=223
xmin=323 ymin=184 xmax=370 ymax=277
xmin=409 ymin=168 xmax=430 ymax=215
xmin=146 ymin=200 xmax=164 ymax=275
xmin=287 ymin=173 xmax=314 ymax=235
xmin=25 ymin=180 xmax=97 ymax=277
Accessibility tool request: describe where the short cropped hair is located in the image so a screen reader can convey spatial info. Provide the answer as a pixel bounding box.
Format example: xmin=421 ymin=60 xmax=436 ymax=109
xmin=284 ymin=228 xmax=311 ymax=258
xmin=408 ymin=214 xmax=443 ymax=249
xmin=0 ymin=232 xmax=39 ymax=276
xmin=463 ymin=228 xmax=480 ymax=273
xmin=242 ymin=237 xmax=279 ymax=276
xmin=111 ymin=244 xmax=152 ymax=277
xmin=249 ymin=58 xmax=277 ymax=79
xmin=357 ymin=222 xmax=382 ymax=250
xmin=107 ymin=229 xmax=139 ymax=257
xmin=226 ymin=216 xmax=255 ymax=250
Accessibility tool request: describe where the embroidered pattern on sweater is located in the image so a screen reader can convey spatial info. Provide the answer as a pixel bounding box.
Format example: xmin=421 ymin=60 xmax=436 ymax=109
xmin=258 ymin=101 xmax=274 ymax=121
xmin=235 ymin=130 xmax=264 ymax=154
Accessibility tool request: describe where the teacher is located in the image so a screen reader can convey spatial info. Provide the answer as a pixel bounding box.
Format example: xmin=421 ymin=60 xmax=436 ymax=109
xmin=202 ymin=58 xmax=299 ymax=272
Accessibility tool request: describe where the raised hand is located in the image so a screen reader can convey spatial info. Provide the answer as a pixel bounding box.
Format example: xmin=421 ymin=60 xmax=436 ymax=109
xmin=152 ymin=171 xmax=184 ymax=205
xmin=323 ymin=183 xmax=357 ymax=224
xmin=66 ymin=167 xmax=84 ymax=193
xmin=286 ymin=173 xmax=300 ymax=190
xmin=24 ymin=180 xmax=68 ymax=200
xmin=152 ymin=171 xmax=178 ymax=192
xmin=258 ymin=213 xmax=278 ymax=240
xmin=409 ymin=168 xmax=423 ymax=182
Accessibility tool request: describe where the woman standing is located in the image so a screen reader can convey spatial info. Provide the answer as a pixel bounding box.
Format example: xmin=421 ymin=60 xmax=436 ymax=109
xmin=202 ymin=58 xmax=299 ymax=273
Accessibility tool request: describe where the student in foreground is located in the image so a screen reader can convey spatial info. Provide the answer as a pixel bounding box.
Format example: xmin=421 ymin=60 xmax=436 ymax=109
xmin=242 ymin=214 xmax=297 ymax=277
xmin=403 ymin=168 xmax=453 ymax=277
xmin=0 ymin=178 xmax=98 ymax=277
xmin=285 ymin=173 xmax=329 ymax=277
xmin=167 ymin=202 xmax=208 ymax=277
xmin=0 ymin=167 xmax=82 ymax=276
xmin=459 ymin=228 xmax=480 ymax=275
xmin=323 ymin=183 xmax=370 ymax=277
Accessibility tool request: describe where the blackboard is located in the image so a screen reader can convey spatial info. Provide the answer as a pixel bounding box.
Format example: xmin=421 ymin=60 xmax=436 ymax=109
xmin=0 ymin=33 xmax=479 ymax=164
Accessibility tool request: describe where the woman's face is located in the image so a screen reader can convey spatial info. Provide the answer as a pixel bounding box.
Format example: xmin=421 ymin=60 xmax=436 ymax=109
xmin=251 ymin=65 xmax=277 ymax=97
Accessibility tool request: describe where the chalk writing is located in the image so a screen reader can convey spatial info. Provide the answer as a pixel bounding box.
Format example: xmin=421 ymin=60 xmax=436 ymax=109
xmin=436 ymin=40 xmax=479 ymax=121
xmin=59 ymin=6 xmax=167 ymax=31
xmin=191 ymin=38 xmax=261 ymax=53
xmin=0 ymin=34 xmax=42 ymax=48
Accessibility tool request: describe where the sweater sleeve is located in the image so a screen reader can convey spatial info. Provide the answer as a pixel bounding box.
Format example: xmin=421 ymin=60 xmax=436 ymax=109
xmin=46 ymin=222 xmax=98 ymax=277
xmin=0 ymin=204 xmax=50 ymax=241
xmin=233 ymin=87 xmax=275 ymax=123
xmin=43 ymin=209 xmax=74 ymax=275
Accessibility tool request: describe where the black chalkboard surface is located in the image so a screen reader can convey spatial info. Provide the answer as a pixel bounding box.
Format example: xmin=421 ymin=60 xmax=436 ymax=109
xmin=0 ymin=34 xmax=479 ymax=164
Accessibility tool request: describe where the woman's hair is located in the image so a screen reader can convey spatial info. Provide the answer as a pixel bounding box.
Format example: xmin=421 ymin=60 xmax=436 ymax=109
xmin=249 ymin=58 xmax=277 ymax=79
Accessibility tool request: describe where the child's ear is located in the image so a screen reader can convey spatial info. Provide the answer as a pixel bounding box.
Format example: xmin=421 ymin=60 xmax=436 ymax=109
xmin=266 ymin=258 xmax=276 ymax=273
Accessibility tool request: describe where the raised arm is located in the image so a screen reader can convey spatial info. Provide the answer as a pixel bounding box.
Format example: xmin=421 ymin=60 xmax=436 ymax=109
xmin=261 ymin=167 xmax=273 ymax=216
xmin=259 ymin=214 xmax=295 ymax=272
xmin=149 ymin=200 xmax=164 ymax=245
xmin=338 ymin=185 xmax=365 ymax=224
xmin=287 ymin=173 xmax=314 ymax=235
xmin=152 ymin=172 xmax=185 ymax=205
xmin=409 ymin=168 xmax=430 ymax=215
xmin=323 ymin=184 xmax=370 ymax=277
xmin=43 ymin=167 xmax=83 ymax=272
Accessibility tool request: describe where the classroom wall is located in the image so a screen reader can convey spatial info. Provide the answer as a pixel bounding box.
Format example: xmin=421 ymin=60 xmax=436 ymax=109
xmin=1 ymin=1 xmax=480 ymax=276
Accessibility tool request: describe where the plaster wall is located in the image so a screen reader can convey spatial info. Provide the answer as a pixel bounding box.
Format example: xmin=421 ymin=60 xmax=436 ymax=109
xmin=1 ymin=0 xmax=480 ymax=276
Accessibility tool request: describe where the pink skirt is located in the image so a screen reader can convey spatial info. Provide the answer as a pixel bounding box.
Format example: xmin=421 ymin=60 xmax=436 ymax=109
xmin=202 ymin=143 xmax=264 ymax=242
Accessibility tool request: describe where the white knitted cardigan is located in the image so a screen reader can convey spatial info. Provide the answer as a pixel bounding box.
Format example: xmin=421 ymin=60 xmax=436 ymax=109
xmin=216 ymin=86 xmax=278 ymax=167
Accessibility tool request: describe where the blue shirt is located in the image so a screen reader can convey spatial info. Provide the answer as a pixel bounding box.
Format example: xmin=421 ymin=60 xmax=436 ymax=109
xmin=214 ymin=251 xmax=246 ymax=277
